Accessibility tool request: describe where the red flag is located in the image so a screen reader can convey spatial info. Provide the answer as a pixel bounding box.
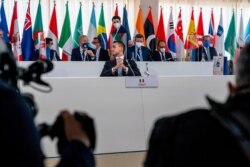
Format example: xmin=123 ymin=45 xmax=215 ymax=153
xmin=196 ymin=8 xmax=204 ymax=46
xmin=184 ymin=9 xmax=198 ymax=49
xmin=10 ymin=1 xmax=23 ymax=61
xmin=156 ymin=8 xmax=166 ymax=43
xmin=38 ymin=32 xmax=46 ymax=60
xmin=48 ymin=2 xmax=59 ymax=56
xmin=108 ymin=4 xmax=118 ymax=49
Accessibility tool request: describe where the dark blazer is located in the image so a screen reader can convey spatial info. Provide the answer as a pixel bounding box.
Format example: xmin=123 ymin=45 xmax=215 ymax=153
xmin=71 ymin=47 xmax=96 ymax=61
xmin=127 ymin=46 xmax=152 ymax=61
xmin=152 ymin=50 xmax=174 ymax=61
xmin=100 ymin=59 xmax=141 ymax=77
xmin=96 ymin=48 xmax=110 ymax=61
xmin=144 ymin=108 xmax=249 ymax=166
xmin=194 ymin=46 xmax=217 ymax=61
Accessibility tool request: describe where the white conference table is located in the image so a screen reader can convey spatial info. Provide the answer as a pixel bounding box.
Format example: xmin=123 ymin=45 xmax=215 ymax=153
xmin=18 ymin=63 xmax=234 ymax=157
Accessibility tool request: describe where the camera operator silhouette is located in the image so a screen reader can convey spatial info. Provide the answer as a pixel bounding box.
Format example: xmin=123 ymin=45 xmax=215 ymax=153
xmin=0 ymin=39 xmax=96 ymax=167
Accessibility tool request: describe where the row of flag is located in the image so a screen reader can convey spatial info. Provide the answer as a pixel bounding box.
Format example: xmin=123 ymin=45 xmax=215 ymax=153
xmin=0 ymin=1 xmax=249 ymax=61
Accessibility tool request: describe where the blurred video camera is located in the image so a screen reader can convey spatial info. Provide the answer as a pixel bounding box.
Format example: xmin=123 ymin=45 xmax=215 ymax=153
xmin=38 ymin=111 xmax=96 ymax=153
xmin=0 ymin=39 xmax=96 ymax=153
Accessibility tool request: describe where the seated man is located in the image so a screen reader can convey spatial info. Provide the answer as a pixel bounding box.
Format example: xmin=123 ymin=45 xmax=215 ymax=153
xmin=71 ymin=35 xmax=96 ymax=61
xmin=193 ymin=35 xmax=217 ymax=61
xmin=92 ymin=37 xmax=110 ymax=61
xmin=34 ymin=38 xmax=61 ymax=61
xmin=144 ymin=44 xmax=250 ymax=166
xmin=127 ymin=34 xmax=152 ymax=61
xmin=152 ymin=40 xmax=173 ymax=61
xmin=100 ymin=41 xmax=141 ymax=77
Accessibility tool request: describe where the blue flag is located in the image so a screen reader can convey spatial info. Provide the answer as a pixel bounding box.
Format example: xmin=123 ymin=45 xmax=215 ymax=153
xmin=0 ymin=1 xmax=9 ymax=42
xmin=122 ymin=5 xmax=131 ymax=41
xmin=244 ymin=18 xmax=250 ymax=44
xmin=21 ymin=3 xmax=34 ymax=61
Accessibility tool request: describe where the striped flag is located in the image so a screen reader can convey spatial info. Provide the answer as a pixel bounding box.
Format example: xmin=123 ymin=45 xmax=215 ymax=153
xmin=0 ymin=0 xmax=9 ymax=42
xmin=208 ymin=8 xmax=215 ymax=46
xmin=196 ymin=8 xmax=204 ymax=46
xmin=21 ymin=1 xmax=34 ymax=61
xmin=184 ymin=9 xmax=198 ymax=49
xmin=87 ymin=3 xmax=97 ymax=43
xmin=166 ymin=7 xmax=176 ymax=57
xmin=144 ymin=7 xmax=156 ymax=51
xmin=9 ymin=1 xmax=22 ymax=61
xmin=97 ymin=4 xmax=108 ymax=50
xmin=38 ymin=32 xmax=46 ymax=60
xmin=135 ymin=7 xmax=145 ymax=40
xmin=175 ymin=8 xmax=184 ymax=61
xmin=108 ymin=4 xmax=118 ymax=49
xmin=48 ymin=1 xmax=59 ymax=57
xmin=73 ymin=3 xmax=83 ymax=49
xmin=58 ymin=2 xmax=72 ymax=61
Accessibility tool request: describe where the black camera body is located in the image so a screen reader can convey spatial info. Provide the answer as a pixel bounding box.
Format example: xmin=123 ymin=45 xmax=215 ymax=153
xmin=38 ymin=111 xmax=96 ymax=154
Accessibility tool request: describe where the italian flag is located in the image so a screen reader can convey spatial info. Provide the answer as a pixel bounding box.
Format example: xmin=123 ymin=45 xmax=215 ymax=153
xmin=58 ymin=2 xmax=72 ymax=61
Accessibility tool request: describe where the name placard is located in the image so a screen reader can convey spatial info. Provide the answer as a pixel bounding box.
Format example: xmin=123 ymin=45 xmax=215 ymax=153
xmin=125 ymin=76 xmax=159 ymax=88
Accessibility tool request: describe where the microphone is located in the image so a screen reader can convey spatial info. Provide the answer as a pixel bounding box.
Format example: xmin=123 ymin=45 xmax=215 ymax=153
xmin=125 ymin=59 xmax=135 ymax=76
xmin=19 ymin=59 xmax=53 ymax=86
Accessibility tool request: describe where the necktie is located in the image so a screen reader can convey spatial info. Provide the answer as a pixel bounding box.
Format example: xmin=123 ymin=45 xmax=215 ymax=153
xmin=161 ymin=52 xmax=166 ymax=61
xmin=137 ymin=48 xmax=141 ymax=61
xmin=118 ymin=67 xmax=123 ymax=76
xmin=205 ymin=47 xmax=211 ymax=61
xmin=82 ymin=51 xmax=85 ymax=61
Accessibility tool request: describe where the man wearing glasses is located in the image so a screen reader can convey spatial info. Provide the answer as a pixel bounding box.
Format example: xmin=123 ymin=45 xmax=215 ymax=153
xmin=91 ymin=37 xmax=110 ymax=61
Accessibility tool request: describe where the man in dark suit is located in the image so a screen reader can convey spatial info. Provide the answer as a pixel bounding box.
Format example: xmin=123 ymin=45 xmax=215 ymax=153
xmin=144 ymin=44 xmax=250 ymax=166
xmin=91 ymin=37 xmax=110 ymax=61
xmin=127 ymin=34 xmax=152 ymax=61
xmin=193 ymin=35 xmax=217 ymax=61
xmin=100 ymin=41 xmax=141 ymax=77
xmin=152 ymin=40 xmax=174 ymax=61
xmin=34 ymin=37 xmax=61 ymax=61
xmin=71 ymin=35 xmax=96 ymax=61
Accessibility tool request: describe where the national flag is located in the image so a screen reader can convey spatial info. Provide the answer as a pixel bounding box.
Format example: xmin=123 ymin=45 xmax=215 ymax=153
xmin=9 ymin=1 xmax=22 ymax=60
xmin=175 ymin=7 xmax=184 ymax=61
xmin=108 ymin=4 xmax=118 ymax=49
xmin=224 ymin=10 xmax=236 ymax=60
xmin=144 ymin=7 xmax=156 ymax=51
xmin=166 ymin=7 xmax=176 ymax=57
xmin=237 ymin=10 xmax=244 ymax=47
xmin=135 ymin=7 xmax=145 ymax=40
xmin=184 ymin=9 xmax=198 ymax=49
xmin=97 ymin=4 xmax=108 ymax=50
xmin=196 ymin=8 xmax=204 ymax=46
xmin=73 ymin=3 xmax=83 ymax=49
xmin=156 ymin=8 xmax=166 ymax=43
xmin=38 ymin=32 xmax=46 ymax=60
xmin=122 ymin=5 xmax=131 ymax=41
xmin=208 ymin=8 xmax=215 ymax=46
xmin=0 ymin=1 xmax=9 ymax=42
xmin=215 ymin=8 xmax=225 ymax=55
xmin=33 ymin=0 xmax=44 ymax=51
xmin=245 ymin=18 xmax=250 ymax=44
xmin=58 ymin=2 xmax=72 ymax=61
xmin=21 ymin=1 xmax=34 ymax=61
xmin=87 ymin=3 xmax=97 ymax=43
